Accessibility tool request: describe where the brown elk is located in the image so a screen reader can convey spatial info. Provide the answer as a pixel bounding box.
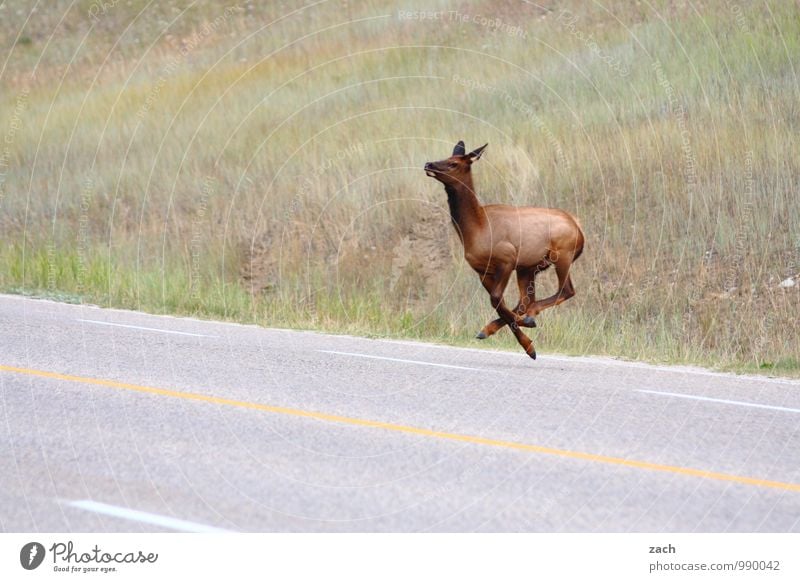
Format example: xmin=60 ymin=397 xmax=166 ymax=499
xmin=424 ymin=141 xmax=584 ymax=359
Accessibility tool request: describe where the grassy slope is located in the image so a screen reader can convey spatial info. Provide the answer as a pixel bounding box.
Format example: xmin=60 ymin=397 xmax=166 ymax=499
xmin=0 ymin=0 xmax=798 ymax=375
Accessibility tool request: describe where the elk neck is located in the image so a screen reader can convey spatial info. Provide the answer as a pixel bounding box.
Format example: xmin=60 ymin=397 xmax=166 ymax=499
xmin=443 ymin=174 xmax=484 ymax=245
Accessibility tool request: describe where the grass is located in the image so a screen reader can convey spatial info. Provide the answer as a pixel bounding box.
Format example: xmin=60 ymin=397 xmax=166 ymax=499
xmin=0 ymin=0 xmax=798 ymax=376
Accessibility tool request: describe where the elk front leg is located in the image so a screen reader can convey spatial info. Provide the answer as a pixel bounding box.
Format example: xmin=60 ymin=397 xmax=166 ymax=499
xmin=477 ymin=267 xmax=537 ymax=340
xmin=480 ymin=269 xmax=536 ymax=359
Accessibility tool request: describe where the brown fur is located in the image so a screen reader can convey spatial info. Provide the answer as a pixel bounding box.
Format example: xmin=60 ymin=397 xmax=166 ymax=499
xmin=425 ymin=141 xmax=585 ymax=359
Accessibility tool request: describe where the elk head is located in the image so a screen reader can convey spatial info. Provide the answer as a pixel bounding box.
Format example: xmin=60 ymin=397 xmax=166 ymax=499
xmin=424 ymin=141 xmax=488 ymax=187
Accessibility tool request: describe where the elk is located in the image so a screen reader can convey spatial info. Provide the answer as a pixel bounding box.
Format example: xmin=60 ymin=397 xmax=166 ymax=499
xmin=424 ymin=141 xmax=584 ymax=359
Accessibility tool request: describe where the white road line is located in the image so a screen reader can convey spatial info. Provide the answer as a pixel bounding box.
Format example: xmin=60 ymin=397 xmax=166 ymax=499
xmin=77 ymin=319 xmax=218 ymax=338
xmin=636 ymin=389 xmax=800 ymax=414
xmin=67 ymin=500 xmax=233 ymax=533
xmin=317 ymin=349 xmax=486 ymax=371
xmin=4 ymin=293 xmax=793 ymax=385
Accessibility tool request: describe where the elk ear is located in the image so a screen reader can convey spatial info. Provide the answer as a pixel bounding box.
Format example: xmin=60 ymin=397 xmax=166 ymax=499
xmin=468 ymin=143 xmax=488 ymax=161
xmin=452 ymin=140 xmax=466 ymax=156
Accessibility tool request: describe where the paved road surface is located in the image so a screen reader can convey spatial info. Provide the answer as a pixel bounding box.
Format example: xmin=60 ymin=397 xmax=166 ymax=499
xmin=1 ymin=294 xmax=798 ymax=532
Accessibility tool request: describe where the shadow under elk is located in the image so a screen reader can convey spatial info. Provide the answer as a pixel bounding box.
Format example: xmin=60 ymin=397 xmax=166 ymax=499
xmin=424 ymin=140 xmax=585 ymax=359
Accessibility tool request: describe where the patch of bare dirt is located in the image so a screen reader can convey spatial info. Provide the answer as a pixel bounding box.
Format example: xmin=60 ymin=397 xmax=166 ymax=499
xmin=390 ymin=213 xmax=455 ymax=304
xmin=239 ymin=234 xmax=279 ymax=294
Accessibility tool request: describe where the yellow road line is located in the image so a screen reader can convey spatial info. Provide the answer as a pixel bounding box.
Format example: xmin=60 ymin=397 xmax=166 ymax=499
xmin=2 ymin=363 xmax=799 ymax=493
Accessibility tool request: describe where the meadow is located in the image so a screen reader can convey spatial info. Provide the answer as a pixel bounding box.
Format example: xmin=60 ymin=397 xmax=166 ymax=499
xmin=1 ymin=0 xmax=798 ymax=375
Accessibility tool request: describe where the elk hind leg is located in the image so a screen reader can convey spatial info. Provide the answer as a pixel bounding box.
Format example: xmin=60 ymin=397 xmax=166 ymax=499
xmin=527 ymin=255 xmax=576 ymax=317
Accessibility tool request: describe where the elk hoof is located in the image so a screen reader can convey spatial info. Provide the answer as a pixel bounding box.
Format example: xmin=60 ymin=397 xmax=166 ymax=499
xmin=475 ymin=331 xmax=487 ymax=340
xmin=522 ymin=315 xmax=537 ymax=328
xmin=528 ymin=350 xmax=537 ymax=360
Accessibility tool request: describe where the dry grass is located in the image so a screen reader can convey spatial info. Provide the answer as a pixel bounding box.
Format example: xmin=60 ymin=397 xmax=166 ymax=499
xmin=0 ymin=0 xmax=798 ymax=375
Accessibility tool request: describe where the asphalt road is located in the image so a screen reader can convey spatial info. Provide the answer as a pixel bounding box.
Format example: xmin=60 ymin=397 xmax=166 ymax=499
xmin=1 ymin=293 xmax=799 ymax=532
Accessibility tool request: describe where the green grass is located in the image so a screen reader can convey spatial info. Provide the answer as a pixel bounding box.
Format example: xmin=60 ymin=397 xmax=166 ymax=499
xmin=0 ymin=0 xmax=798 ymax=376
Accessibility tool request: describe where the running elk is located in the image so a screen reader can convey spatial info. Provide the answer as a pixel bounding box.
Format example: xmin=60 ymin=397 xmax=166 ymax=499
xmin=424 ymin=141 xmax=584 ymax=359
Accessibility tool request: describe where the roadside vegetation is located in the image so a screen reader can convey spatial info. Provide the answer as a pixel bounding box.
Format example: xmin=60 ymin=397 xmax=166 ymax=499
xmin=1 ymin=0 xmax=798 ymax=375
